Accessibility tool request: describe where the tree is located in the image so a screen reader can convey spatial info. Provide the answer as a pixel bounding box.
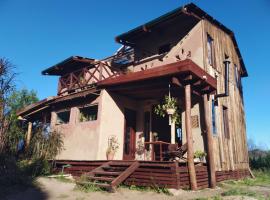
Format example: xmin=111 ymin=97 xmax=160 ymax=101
xmin=0 ymin=58 xmax=16 ymax=152
xmin=4 ymin=89 xmax=38 ymax=154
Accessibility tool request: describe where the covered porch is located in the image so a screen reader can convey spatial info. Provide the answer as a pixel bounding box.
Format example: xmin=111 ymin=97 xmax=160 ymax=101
xmin=98 ymin=59 xmax=217 ymax=189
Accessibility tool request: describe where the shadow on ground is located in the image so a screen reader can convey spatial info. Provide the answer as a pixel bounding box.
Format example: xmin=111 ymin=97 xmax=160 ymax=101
xmin=0 ymin=155 xmax=48 ymax=200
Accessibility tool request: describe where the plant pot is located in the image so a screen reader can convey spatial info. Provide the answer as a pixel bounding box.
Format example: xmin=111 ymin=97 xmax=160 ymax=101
xmin=166 ymin=108 xmax=175 ymax=115
xmin=106 ymin=151 xmax=115 ymax=160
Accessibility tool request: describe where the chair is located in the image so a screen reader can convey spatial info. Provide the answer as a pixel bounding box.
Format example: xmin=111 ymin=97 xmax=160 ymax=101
xmin=163 ymin=143 xmax=188 ymax=161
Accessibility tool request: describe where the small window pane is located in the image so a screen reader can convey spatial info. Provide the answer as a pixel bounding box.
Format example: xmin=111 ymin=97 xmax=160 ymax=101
xmin=56 ymin=110 xmax=70 ymax=124
xmin=79 ymin=105 xmax=98 ymax=122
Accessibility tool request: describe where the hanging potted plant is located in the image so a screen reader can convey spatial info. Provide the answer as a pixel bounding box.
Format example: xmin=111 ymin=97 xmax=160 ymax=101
xmin=106 ymin=135 xmax=119 ymax=160
xmin=154 ymin=95 xmax=180 ymax=125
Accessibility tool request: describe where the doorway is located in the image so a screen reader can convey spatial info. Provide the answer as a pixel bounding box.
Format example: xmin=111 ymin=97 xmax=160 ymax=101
xmin=123 ymin=108 xmax=136 ymax=160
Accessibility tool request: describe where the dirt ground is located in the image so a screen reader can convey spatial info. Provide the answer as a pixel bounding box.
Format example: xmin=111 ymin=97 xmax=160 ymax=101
xmin=3 ymin=177 xmax=270 ymax=200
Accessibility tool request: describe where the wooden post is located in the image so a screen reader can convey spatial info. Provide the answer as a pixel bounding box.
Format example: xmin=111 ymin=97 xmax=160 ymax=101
xmin=203 ymin=94 xmax=217 ymax=188
xmin=170 ymin=121 xmax=176 ymax=144
xmin=26 ymin=122 xmax=32 ymax=148
xmin=185 ymin=84 xmax=197 ymax=190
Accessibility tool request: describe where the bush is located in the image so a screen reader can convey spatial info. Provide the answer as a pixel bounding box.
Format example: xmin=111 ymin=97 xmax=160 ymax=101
xmin=249 ymin=150 xmax=270 ymax=170
xmin=27 ymin=128 xmax=64 ymax=160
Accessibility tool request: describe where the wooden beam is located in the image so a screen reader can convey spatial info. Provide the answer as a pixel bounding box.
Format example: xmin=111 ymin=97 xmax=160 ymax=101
xmin=185 ymin=84 xmax=197 ymax=190
xmin=203 ymin=94 xmax=216 ymax=188
xmin=26 ymin=122 xmax=32 ymax=148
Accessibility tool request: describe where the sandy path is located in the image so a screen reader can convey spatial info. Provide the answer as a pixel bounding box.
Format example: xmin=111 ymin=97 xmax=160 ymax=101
xmin=5 ymin=177 xmax=269 ymax=200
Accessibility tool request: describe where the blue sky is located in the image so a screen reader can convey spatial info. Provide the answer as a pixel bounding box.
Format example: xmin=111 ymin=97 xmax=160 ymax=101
xmin=0 ymin=0 xmax=269 ymax=149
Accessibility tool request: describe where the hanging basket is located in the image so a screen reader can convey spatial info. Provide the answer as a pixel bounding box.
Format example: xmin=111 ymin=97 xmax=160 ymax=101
xmin=166 ymin=108 xmax=175 ymax=115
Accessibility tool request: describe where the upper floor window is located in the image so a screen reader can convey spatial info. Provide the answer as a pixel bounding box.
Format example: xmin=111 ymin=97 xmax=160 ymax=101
xmin=79 ymin=105 xmax=98 ymax=122
xmin=212 ymin=99 xmax=217 ymax=135
xmin=207 ymin=34 xmax=214 ymax=67
xmin=56 ymin=110 xmax=70 ymax=125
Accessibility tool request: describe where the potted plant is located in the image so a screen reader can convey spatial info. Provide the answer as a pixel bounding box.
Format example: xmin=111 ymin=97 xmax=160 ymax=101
xmin=194 ymin=150 xmax=207 ymax=162
xmin=106 ymin=135 xmax=119 ymax=160
xmin=154 ymin=95 xmax=180 ymax=125
xmin=152 ymin=132 xmax=159 ymax=141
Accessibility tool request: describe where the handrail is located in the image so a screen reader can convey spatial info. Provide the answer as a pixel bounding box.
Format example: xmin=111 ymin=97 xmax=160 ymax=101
xmin=144 ymin=141 xmax=171 ymax=161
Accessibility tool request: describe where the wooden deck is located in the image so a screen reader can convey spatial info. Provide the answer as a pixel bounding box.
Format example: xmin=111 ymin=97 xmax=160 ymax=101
xmin=52 ymin=160 xmax=250 ymax=190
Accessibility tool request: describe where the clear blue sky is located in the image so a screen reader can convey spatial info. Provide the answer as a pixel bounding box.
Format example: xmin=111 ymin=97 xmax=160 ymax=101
xmin=1 ymin=0 xmax=269 ymax=149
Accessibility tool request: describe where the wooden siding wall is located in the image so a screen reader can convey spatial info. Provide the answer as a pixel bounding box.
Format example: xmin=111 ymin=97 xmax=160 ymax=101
xmin=202 ymin=20 xmax=248 ymax=171
xmin=53 ymin=160 xmax=250 ymax=189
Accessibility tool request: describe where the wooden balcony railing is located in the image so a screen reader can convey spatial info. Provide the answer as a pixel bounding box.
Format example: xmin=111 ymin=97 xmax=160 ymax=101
xmin=58 ymin=61 xmax=122 ymax=95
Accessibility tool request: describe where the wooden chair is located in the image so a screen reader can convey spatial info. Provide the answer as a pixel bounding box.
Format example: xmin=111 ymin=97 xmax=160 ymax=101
xmin=163 ymin=143 xmax=188 ymax=161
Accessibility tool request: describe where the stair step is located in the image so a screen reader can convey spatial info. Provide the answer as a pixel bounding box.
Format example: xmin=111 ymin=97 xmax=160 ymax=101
xmin=89 ymin=176 xmax=114 ymax=182
xmin=76 ymin=181 xmax=111 ymax=188
xmin=94 ymin=171 xmax=121 ymax=176
xmin=102 ymin=166 xmax=125 ymax=171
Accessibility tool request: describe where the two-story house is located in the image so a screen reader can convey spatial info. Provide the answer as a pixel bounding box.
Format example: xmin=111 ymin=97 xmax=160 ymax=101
xmin=18 ymin=3 xmax=249 ymax=190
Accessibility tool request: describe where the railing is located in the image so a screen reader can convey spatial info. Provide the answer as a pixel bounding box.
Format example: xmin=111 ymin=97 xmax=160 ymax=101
xmin=58 ymin=61 xmax=122 ymax=95
xmin=144 ymin=141 xmax=171 ymax=161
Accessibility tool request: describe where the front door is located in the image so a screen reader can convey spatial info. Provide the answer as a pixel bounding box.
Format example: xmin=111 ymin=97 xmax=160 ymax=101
xmin=123 ymin=108 xmax=136 ymax=160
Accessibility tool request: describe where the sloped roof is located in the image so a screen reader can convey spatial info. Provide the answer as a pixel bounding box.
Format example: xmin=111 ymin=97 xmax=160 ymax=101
xmin=42 ymin=56 xmax=95 ymax=76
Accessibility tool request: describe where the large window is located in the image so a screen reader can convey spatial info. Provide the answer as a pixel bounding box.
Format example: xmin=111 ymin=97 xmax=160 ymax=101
xmin=207 ymin=34 xmax=214 ymax=67
xmin=222 ymin=106 xmax=230 ymax=139
xmin=212 ymin=99 xmax=217 ymax=135
xmin=79 ymin=105 xmax=98 ymax=122
xmin=56 ymin=110 xmax=70 ymax=125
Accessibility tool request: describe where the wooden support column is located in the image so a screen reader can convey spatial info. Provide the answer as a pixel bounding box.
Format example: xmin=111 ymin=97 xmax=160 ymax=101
xmin=185 ymin=84 xmax=197 ymax=190
xmin=170 ymin=122 xmax=176 ymax=144
xmin=26 ymin=122 xmax=32 ymax=148
xmin=203 ymin=94 xmax=217 ymax=188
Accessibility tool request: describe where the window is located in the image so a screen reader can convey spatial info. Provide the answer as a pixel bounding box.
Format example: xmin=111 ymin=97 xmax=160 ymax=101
xmin=158 ymin=43 xmax=171 ymax=55
xmin=56 ymin=110 xmax=70 ymax=125
xmin=234 ymin=64 xmax=239 ymax=87
xmin=212 ymin=99 xmax=217 ymax=135
xmin=79 ymin=105 xmax=98 ymax=122
xmin=222 ymin=106 xmax=230 ymax=139
xmin=207 ymin=34 xmax=214 ymax=66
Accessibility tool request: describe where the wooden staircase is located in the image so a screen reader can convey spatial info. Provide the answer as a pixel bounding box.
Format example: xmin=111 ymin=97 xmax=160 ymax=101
xmin=77 ymin=161 xmax=140 ymax=192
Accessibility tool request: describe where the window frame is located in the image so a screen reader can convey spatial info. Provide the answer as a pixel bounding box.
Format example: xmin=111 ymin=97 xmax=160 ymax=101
xmin=56 ymin=109 xmax=71 ymax=125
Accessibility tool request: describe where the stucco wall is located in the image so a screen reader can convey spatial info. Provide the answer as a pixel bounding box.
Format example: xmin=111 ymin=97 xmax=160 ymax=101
xmin=96 ymin=90 xmax=140 ymax=160
xmin=131 ymin=22 xmax=204 ymax=72
xmin=52 ymin=97 xmax=101 ymax=160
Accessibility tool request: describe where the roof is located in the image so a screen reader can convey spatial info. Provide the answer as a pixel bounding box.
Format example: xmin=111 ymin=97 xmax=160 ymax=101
xmin=115 ymin=3 xmax=247 ymax=77
xmin=42 ymin=56 xmax=95 ymax=76
xmin=98 ymin=59 xmax=217 ymax=93
xmin=17 ymin=88 xmax=99 ymax=118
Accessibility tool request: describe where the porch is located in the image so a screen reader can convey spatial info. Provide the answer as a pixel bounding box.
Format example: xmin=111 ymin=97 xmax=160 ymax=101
xmin=98 ymin=59 xmax=217 ymax=189
xmin=52 ymin=160 xmax=250 ymax=191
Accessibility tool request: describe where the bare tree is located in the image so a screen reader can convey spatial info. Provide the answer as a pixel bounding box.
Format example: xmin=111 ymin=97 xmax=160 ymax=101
xmin=0 ymin=58 xmax=16 ymax=152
